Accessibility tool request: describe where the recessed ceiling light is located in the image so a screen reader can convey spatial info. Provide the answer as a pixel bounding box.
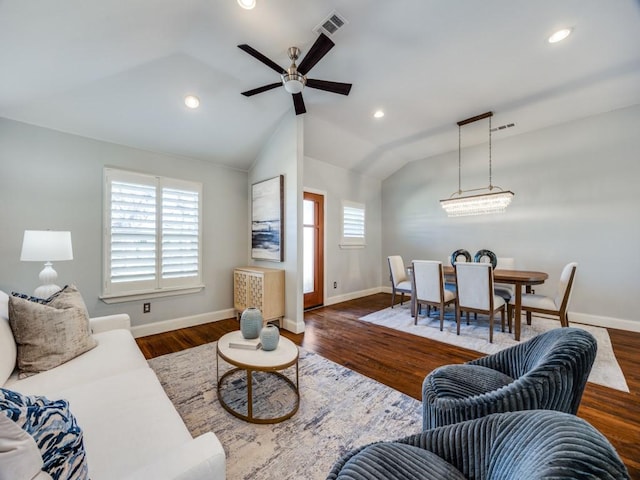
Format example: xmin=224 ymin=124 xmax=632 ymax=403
xmin=373 ymin=110 xmax=385 ymax=119
xmin=548 ymin=28 xmax=572 ymax=44
xmin=184 ymin=95 xmax=200 ymax=109
xmin=237 ymin=0 xmax=256 ymax=9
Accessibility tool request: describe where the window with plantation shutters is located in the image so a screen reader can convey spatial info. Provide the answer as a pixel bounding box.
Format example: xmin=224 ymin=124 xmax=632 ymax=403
xmin=340 ymin=200 xmax=366 ymax=248
xmin=103 ymin=168 xmax=203 ymax=300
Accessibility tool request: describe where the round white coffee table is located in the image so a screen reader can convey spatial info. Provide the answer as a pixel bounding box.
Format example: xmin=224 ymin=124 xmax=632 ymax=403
xmin=216 ymin=330 xmax=299 ymax=424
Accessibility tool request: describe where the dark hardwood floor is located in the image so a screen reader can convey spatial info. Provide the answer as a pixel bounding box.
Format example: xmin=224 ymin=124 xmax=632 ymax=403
xmin=136 ymin=293 xmax=640 ymax=479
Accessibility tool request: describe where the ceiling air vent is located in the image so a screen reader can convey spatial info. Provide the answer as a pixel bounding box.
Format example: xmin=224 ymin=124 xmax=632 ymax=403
xmin=490 ymin=122 xmax=516 ymax=133
xmin=314 ymin=10 xmax=348 ymax=36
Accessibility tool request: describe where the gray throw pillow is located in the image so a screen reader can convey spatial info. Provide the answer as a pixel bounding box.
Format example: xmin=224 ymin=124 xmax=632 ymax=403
xmin=8 ymin=285 xmax=97 ymax=378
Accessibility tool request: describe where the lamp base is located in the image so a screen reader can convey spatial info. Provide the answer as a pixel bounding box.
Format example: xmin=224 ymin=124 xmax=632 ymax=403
xmin=34 ymin=262 xmax=62 ymax=299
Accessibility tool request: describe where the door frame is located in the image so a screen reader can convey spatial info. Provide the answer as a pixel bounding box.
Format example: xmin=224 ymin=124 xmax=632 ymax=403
xmin=303 ymin=188 xmax=326 ymax=309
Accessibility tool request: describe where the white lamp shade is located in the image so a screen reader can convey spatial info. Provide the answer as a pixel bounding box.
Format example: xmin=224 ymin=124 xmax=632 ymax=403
xmin=20 ymin=230 xmax=73 ymax=261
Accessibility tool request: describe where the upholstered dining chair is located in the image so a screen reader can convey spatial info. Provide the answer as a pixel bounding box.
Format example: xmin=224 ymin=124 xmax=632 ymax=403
xmin=492 ymin=257 xmax=515 ymax=302
xmin=387 ymin=255 xmax=411 ymax=308
xmin=327 ymin=410 xmax=630 ymax=480
xmin=454 ymin=262 xmax=506 ymax=343
xmin=422 ymin=327 xmax=597 ymax=430
xmin=511 ymin=262 xmax=577 ymax=328
xmin=411 ymin=261 xmax=456 ymax=330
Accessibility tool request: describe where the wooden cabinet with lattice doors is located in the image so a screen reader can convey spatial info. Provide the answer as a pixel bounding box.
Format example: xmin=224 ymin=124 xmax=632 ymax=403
xmin=233 ymin=266 xmax=285 ymax=326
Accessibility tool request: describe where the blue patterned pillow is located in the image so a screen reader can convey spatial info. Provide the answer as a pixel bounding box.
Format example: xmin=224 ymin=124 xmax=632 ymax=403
xmin=0 ymin=387 xmax=89 ymax=480
xmin=11 ymin=286 xmax=69 ymax=304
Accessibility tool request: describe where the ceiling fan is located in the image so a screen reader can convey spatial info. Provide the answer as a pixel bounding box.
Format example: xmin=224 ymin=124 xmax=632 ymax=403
xmin=238 ymin=33 xmax=352 ymax=115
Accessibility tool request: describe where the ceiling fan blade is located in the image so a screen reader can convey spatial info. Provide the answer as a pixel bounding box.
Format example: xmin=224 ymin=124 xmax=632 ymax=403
xmin=241 ymin=82 xmax=282 ymax=97
xmin=306 ymin=79 xmax=352 ymax=96
xmin=297 ymin=33 xmax=334 ymax=75
xmin=292 ymin=93 xmax=306 ymax=115
xmin=238 ymin=44 xmax=286 ymax=74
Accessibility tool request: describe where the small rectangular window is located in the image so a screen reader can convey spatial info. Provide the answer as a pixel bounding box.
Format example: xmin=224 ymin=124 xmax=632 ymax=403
xmin=103 ymin=168 xmax=203 ymax=300
xmin=341 ymin=201 xmax=365 ymax=248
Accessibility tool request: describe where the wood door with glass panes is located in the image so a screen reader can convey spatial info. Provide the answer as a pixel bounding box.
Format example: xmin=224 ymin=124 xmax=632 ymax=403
xmin=303 ymin=192 xmax=324 ymax=309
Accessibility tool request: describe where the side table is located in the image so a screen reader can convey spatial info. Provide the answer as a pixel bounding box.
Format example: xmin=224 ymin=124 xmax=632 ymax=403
xmin=216 ymin=330 xmax=299 ymax=424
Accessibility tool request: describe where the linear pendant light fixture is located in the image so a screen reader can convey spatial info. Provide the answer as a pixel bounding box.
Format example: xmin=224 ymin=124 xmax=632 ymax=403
xmin=440 ymin=111 xmax=514 ymax=217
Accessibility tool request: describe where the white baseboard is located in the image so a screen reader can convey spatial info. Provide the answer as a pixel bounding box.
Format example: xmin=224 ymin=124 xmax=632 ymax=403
xmin=325 ymin=287 xmax=384 ymax=306
xmin=131 ymin=308 xmax=236 ymax=338
xmin=568 ymin=311 xmax=640 ymax=333
xmin=282 ymin=316 xmax=305 ymax=334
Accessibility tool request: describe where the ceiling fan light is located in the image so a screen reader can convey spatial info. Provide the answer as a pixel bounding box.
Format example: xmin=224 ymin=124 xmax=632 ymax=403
xmin=282 ymin=73 xmax=305 ymax=94
xmin=237 ymin=0 xmax=256 ymax=10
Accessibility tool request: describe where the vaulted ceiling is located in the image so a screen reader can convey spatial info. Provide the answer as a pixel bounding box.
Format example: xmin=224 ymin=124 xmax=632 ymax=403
xmin=1 ymin=1 xmax=639 ymax=178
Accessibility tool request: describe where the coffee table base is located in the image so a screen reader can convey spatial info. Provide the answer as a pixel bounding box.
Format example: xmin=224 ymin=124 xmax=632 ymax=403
xmin=216 ymin=365 xmax=299 ymax=424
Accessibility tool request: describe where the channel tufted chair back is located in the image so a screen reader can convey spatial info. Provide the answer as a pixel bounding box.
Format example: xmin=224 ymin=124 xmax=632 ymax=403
xmin=327 ymin=410 xmax=630 ymax=480
xmin=422 ymin=327 xmax=597 ymax=430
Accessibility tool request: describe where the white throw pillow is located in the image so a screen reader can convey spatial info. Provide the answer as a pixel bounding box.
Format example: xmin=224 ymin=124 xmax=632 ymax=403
xmin=0 ymin=290 xmax=17 ymax=385
xmin=0 ymin=414 xmax=45 ymax=480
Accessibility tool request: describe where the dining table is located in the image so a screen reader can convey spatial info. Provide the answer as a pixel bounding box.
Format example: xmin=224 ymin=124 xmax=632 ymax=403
xmin=439 ymin=266 xmax=548 ymax=341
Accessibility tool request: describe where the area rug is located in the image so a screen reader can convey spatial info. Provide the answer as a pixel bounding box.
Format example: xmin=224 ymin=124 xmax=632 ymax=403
xmin=148 ymin=344 xmax=422 ymax=480
xmin=360 ymin=304 xmax=629 ymax=392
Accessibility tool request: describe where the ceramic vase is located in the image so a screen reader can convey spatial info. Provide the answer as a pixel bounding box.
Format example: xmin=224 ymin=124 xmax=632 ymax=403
xmin=260 ymin=324 xmax=280 ymax=351
xmin=240 ymin=307 xmax=263 ymax=339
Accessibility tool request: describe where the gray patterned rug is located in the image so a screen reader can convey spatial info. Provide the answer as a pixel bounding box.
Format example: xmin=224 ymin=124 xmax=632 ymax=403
xmin=360 ymin=304 xmax=629 ymax=392
xmin=148 ymin=343 xmax=422 ymax=480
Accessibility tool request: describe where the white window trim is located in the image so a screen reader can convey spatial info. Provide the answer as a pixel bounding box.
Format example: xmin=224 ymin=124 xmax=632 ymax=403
xmin=340 ymin=200 xmax=366 ymax=249
xmin=101 ymin=168 xmax=204 ymax=302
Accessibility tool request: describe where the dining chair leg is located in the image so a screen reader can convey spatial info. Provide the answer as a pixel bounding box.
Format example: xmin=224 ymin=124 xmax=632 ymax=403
xmin=456 ymin=305 xmax=461 ymax=335
xmin=507 ymin=305 xmax=512 ymax=333
xmin=466 ymin=311 xmax=470 ymax=325
xmin=501 ymin=308 xmax=505 ymax=332
xmin=400 ymin=292 xmax=405 ymax=306
xmin=391 ymin=289 xmax=396 ymax=308
xmin=489 ymin=313 xmax=494 ymax=343
xmin=526 ymin=311 xmax=532 ymax=325
xmin=439 ymin=306 xmax=444 ymax=332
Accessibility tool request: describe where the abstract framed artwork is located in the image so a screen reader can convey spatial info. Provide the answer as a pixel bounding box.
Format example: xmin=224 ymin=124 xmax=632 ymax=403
xmin=251 ymin=175 xmax=284 ymax=261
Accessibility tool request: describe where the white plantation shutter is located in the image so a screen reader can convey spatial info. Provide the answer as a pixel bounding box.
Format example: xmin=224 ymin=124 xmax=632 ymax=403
xmin=104 ymin=169 xmax=202 ymax=297
xmin=161 ymin=184 xmax=200 ymax=283
xmin=341 ymin=201 xmax=366 ymax=247
xmin=110 ymin=179 xmax=157 ymax=285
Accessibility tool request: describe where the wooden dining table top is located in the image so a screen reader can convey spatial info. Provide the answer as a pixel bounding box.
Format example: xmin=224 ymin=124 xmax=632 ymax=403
xmin=442 ymin=266 xmax=548 ymax=285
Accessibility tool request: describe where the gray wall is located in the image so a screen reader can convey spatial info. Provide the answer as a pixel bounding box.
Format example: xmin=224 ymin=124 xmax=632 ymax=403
xmin=304 ymin=156 xmax=383 ymax=301
xmin=0 ymin=118 xmax=248 ymax=327
xmin=249 ymin=114 xmax=305 ymax=333
xmin=382 ymin=104 xmax=640 ymax=326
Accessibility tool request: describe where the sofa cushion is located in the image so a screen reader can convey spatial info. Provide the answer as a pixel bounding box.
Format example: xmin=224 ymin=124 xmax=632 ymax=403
xmin=0 ymin=413 xmax=48 ymax=480
xmin=4 ymin=329 xmax=149 ymax=395
xmin=8 ymin=286 xmax=97 ymax=378
xmin=54 ymin=368 xmax=194 ymax=480
xmin=0 ymin=291 xmax=17 ymax=386
xmin=426 ymin=364 xmax=514 ymax=399
xmin=0 ymin=388 xmax=89 ymax=480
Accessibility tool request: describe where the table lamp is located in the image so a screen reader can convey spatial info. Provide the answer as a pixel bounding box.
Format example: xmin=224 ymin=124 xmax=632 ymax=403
xmin=20 ymin=230 xmax=73 ymax=298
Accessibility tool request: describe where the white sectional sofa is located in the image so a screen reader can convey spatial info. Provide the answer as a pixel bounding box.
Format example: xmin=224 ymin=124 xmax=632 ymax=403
xmin=0 ymin=290 xmax=226 ymax=479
